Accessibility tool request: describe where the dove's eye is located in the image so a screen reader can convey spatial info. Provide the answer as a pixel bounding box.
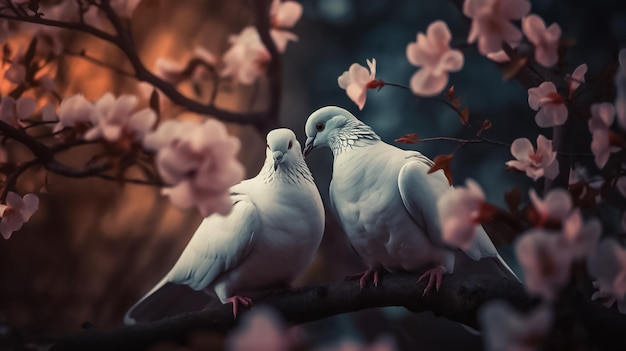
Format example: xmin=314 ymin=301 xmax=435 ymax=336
xmin=288 ymin=140 xmax=293 ymax=149
xmin=266 ymin=143 xmax=270 ymax=150
xmin=316 ymin=122 xmax=325 ymax=132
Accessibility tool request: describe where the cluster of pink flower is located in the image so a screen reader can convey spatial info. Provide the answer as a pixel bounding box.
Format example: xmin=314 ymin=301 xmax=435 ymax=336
xmin=334 ymin=0 xmax=626 ymax=347
xmin=0 ymin=0 xmax=304 ymax=238
xmin=153 ymin=0 xmax=302 ymax=86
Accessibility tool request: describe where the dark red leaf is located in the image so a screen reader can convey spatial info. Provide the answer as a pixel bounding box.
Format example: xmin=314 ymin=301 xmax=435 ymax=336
xmin=428 ymin=154 xmax=454 ymax=185
xmin=444 ymin=86 xmax=455 ymax=100
xmin=394 ymin=133 xmax=419 ymax=145
xmin=460 ymin=107 xmax=469 ymax=125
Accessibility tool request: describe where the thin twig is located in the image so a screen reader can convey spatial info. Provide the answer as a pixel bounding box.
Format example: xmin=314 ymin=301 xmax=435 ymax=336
xmin=61 ymin=50 xmax=135 ymax=78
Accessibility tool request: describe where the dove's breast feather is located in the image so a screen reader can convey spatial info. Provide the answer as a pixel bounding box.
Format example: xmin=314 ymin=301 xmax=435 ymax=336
xmin=210 ymin=178 xmax=325 ymax=301
xmin=330 ymin=143 xmax=452 ymax=271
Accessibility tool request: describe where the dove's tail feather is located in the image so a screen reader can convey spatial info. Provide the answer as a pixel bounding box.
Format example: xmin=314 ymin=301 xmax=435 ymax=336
xmin=495 ymin=254 xmax=520 ymax=282
xmin=124 ymin=278 xmax=211 ymax=325
xmin=454 ymin=251 xmax=519 ymax=282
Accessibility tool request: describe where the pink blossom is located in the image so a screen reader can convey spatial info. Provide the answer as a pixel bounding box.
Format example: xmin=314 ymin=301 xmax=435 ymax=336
xmin=522 ymin=14 xmax=561 ymax=67
xmin=591 ymin=129 xmax=620 ymax=169
xmin=529 ymin=188 xmax=573 ymax=224
xmin=615 ymin=49 xmax=626 ymax=130
xmin=565 ymin=64 xmax=587 ymax=97
xmin=464 ymin=0 xmax=531 ymax=55
xmin=226 ymin=308 xmax=295 ymax=351
xmin=406 ymin=21 xmax=464 ymax=97
xmin=54 ymin=94 xmax=94 ymax=133
xmin=270 ymin=0 xmax=302 ymax=52
xmin=591 ymin=281 xmax=626 ymax=314
xmin=528 ymin=82 xmax=568 ymax=127
xmin=437 ymin=179 xmax=486 ymax=249
xmin=155 ymin=47 xmax=217 ymax=86
xmin=221 ymin=26 xmax=271 ymax=85
xmin=337 ymin=59 xmax=376 ymax=110
xmin=516 ymin=229 xmax=572 ymax=300
xmin=562 ymin=210 xmax=601 ymax=259
xmin=588 ymin=103 xmax=615 ymax=132
xmin=110 ymin=0 xmax=141 ymax=18
xmin=0 ymin=96 xmax=36 ymax=127
xmin=479 ymin=300 xmax=553 ymax=351
xmin=588 ymin=103 xmax=620 ymax=168
xmin=486 ymin=49 xmax=512 ymax=63
xmin=85 ymin=93 xmax=156 ymax=143
xmin=506 ymin=135 xmax=559 ymax=180
xmin=588 ymin=239 xmax=626 ymax=313
xmin=0 ymin=192 xmax=39 ymax=240
xmin=144 ymin=119 xmax=244 ymax=216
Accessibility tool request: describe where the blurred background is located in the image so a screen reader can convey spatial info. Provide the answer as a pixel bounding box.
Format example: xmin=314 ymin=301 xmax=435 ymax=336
xmin=1 ymin=0 xmax=625 ymax=350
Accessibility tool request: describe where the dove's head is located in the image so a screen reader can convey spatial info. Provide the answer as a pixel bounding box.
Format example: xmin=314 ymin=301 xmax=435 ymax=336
xmin=303 ymin=106 xmax=360 ymax=156
xmin=266 ymin=128 xmax=302 ymax=171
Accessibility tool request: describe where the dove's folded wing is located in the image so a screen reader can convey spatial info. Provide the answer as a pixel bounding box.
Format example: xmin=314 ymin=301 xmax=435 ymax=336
xmin=167 ymin=195 xmax=259 ymax=289
xmin=398 ymin=154 xmax=498 ymax=260
xmin=124 ymin=196 xmax=259 ymax=325
xmin=397 ymin=157 xmax=450 ymax=248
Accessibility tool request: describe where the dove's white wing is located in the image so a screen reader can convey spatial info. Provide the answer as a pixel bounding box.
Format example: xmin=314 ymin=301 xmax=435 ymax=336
xmin=124 ymin=196 xmax=259 ymax=325
xmin=397 ymin=154 xmax=497 ymax=260
xmin=166 ymin=196 xmax=259 ymax=289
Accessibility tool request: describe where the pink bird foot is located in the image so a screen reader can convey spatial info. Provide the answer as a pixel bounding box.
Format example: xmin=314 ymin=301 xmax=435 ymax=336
xmin=417 ymin=266 xmax=445 ymax=296
xmin=227 ymin=295 xmax=253 ymax=319
xmin=345 ymin=269 xmax=382 ymax=289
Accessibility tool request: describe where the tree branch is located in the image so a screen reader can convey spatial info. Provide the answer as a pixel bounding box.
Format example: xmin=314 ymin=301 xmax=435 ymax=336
xmin=49 ymin=272 xmax=626 ymax=351
xmin=0 ymin=1 xmax=274 ymax=131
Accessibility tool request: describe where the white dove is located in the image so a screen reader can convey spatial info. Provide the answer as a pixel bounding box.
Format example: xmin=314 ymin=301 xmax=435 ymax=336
xmin=125 ymin=128 xmax=325 ymax=324
xmin=303 ymin=106 xmax=516 ymax=294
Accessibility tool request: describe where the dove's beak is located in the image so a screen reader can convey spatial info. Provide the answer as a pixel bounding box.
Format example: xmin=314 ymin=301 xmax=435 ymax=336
xmin=303 ymin=137 xmax=315 ymax=157
xmin=273 ymin=151 xmax=284 ymax=171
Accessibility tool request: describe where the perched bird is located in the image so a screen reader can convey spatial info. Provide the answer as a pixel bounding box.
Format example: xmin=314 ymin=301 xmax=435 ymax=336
xmin=125 ymin=128 xmax=325 ymax=324
xmin=303 ymin=106 xmax=516 ymax=293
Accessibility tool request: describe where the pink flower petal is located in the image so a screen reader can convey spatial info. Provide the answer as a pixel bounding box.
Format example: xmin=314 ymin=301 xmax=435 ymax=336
xmin=522 ymin=14 xmax=545 ymax=46
xmin=127 ymin=109 xmax=157 ymax=139
xmin=500 ymin=0 xmax=531 ymax=19
xmin=567 ymin=63 xmax=587 ymax=93
xmin=410 ymin=68 xmax=448 ymax=97
xmin=427 ymin=20 xmax=452 ymax=46
xmin=20 ymin=193 xmax=38 ymax=221
xmin=522 ymin=15 xmax=561 ymax=67
xmin=273 ymin=1 xmax=302 ymax=28
xmin=346 ymin=84 xmax=367 ymax=110
xmin=5 ymin=191 xmax=22 ymax=209
xmin=510 ymin=138 xmax=533 ymax=162
xmin=589 ymin=103 xmax=615 ymax=131
xmin=516 ymin=229 xmax=572 ymax=300
xmin=535 ymin=104 xmax=568 ymax=127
